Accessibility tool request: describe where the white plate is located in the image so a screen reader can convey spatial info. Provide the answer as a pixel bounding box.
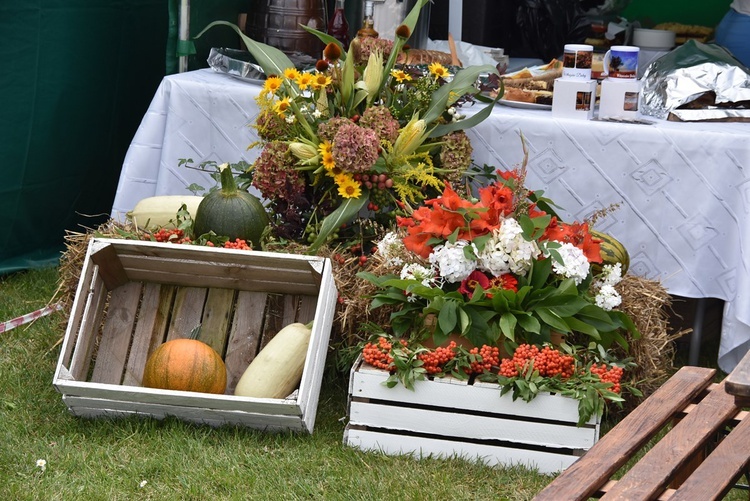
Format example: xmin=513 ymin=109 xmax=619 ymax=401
xmin=496 ymin=99 xmax=552 ymax=110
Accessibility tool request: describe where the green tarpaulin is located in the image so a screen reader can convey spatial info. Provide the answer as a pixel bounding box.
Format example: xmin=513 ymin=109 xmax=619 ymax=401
xmin=0 ymin=0 xmax=246 ymax=274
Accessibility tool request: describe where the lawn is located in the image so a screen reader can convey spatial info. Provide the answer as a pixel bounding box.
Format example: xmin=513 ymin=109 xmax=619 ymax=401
xmin=1 ymin=267 xmax=747 ymax=500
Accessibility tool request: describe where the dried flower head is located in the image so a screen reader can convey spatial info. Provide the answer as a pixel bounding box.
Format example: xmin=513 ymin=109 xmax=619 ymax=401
xmin=323 ymin=42 xmax=342 ymax=61
xmin=332 ymin=123 xmax=380 ymax=173
xmin=252 ymin=141 xmax=306 ymax=202
xmin=395 ymin=24 xmax=411 ymax=40
xmin=359 ymin=105 xmax=400 ymax=144
xmin=315 ymin=59 xmax=330 ymax=72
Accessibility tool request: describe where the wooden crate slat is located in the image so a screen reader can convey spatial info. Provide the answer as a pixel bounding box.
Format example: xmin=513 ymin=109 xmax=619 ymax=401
xmin=91 ymin=281 xmax=144 ymax=384
xmin=603 ymin=379 xmax=739 ymax=500
xmin=344 ymin=428 xmax=579 ymax=475
xmin=57 ymin=248 xmax=98 ymax=371
xmin=224 ymin=291 xmax=268 ymax=393
xmin=351 ymin=365 xmax=586 ymax=425
xmin=63 ymin=396 xmax=306 ymax=431
xmin=89 ymin=241 xmax=129 ymax=290
xmin=68 ymin=267 xmax=107 ymax=381
xmin=533 ymin=365 xmax=716 ymax=501
xmin=349 ymin=400 xmax=597 ymax=450
xmin=198 ymin=287 xmax=236 ymax=356
xmin=668 ymin=409 xmax=750 ymax=500
xmin=122 ymin=283 xmax=172 ymax=387
xmin=57 ymin=380 xmax=303 ymax=415
xmin=167 ymin=286 xmax=208 ymax=340
xmin=282 ymin=295 xmax=300 ymax=326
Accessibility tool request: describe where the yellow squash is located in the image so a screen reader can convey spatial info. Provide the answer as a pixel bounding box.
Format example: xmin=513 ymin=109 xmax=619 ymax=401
xmin=126 ymin=195 xmax=204 ymax=230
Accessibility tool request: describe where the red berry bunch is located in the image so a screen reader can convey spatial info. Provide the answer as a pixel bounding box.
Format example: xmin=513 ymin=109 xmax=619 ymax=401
xmin=467 ymin=345 xmax=501 ymax=374
xmin=223 ymin=238 xmax=251 ymax=250
xmin=590 ymin=363 xmax=624 ymax=393
xmin=362 ymin=337 xmax=395 ymax=371
xmin=533 ymin=346 xmax=575 ymax=378
xmin=498 ymin=344 xmax=575 ymax=379
xmin=150 ymin=228 xmax=186 ymax=243
xmin=499 ymin=344 xmax=540 ymax=378
xmin=417 ymin=341 xmax=458 ymax=374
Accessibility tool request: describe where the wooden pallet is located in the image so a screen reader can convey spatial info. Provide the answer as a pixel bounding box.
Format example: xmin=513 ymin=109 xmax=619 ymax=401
xmin=53 ymin=238 xmax=337 ymax=433
xmin=534 ymin=364 xmax=750 ymax=500
xmin=344 ymin=357 xmax=600 ymax=474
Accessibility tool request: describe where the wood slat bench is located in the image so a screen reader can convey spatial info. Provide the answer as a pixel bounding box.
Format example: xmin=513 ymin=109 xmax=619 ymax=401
xmin=534 ymin=350 xmax=750 ymax=501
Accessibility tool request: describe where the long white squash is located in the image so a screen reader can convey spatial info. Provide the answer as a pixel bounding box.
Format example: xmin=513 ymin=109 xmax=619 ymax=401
xmin=126 ymin=195 xmax=204 ymax=230
xmin=234 ymin=322 xmax=313 ymax=399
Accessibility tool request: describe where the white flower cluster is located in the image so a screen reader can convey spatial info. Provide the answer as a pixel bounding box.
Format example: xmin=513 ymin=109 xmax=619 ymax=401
xmin=428 ymin=240 xmax=476 ymax=283
xmin=594 ymin=263 xmax=624 ymax=311
xmin=377 ymin=231 xmax=406 ymax=267
xmin=477 ymin=218 xmax=539 ymax=276
xmin=551 ymin=242 xmax=590 ymax=285
xmin=400 ymin=263 xmax=436 ymax=287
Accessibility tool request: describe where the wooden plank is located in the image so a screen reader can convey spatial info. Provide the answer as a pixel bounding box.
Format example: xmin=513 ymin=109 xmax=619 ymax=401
xmin=167 ymin=286 xmax=207 ymax=340
xmin=89 ymin=241 xmax=129 ymax=290
xmin=669 ymin=411 xmax=750 ymax=500
xmin=297 ymin=295 xmax=317 ymax=324
xmin=344 ymin=428 xmax=579 ymax=474
xmin=349 ymin=401 xmax=597 ymax=449
xmin=533 ymin=366 xmax=716 ymax=501
xmin=68 ymin=267 xmax=107 ymax=381
xmin=56 ymin=379 xmax=303 ymax=416
xmin=725 ymin=348 xmax=750 ymax=406
xmin=122 ymin=283 xmax=172 ymax=387
xmin=63 ymin=396 xmax=307 ymax=432
xmin=198 ymin=288 xmax=235 ymax=355
xmin=224 ymin=291 xmax=268 ymax=394
xmin=259 ymin=294 xmax=284 ymax=350
xmin=352 ymin=368 xmax=587 ymax=424
xmin=601 ymin=379 xmax=738 ymax=500
xmin=90 ymin=282 xmax=143 ymax=384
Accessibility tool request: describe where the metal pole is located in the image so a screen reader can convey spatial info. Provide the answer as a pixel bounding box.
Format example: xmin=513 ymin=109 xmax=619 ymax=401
xmin=178 ymin=0 xmax=190 ymax=73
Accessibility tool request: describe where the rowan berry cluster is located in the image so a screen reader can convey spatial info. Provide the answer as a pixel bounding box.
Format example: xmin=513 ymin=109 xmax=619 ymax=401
xmin=417 ymin=341 xmax=458 ymax=374
xmin=499 ymin=344 xmax=575 ymax=379
xmin=590 ymin=363 xmax=624 ymax=393
xmin=362 ymin=337 xmax=395 ymax=370
xmin=150 ymin=228 xmax=190 ymax=243
xmin=222 ymin=238 xmax=252 ymax=250
xmin=467 ymin=345 xmax=501 ymax=374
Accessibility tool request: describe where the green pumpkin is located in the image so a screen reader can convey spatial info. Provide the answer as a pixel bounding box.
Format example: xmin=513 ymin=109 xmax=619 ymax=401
xmin=590 ymin=230 xmax=630 ymax=275
xmin=193 ymin=165 xmax=269 ymax=248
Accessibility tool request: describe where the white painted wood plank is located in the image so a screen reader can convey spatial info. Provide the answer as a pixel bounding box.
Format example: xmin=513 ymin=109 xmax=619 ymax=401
xmin=344 ymin=428 xmax=578 ymax=475
xmin=64 ymin=396 xmax=307 ymax=432
xmin=351 ymin=369 xmax=587 ymax=425
xmin=348 ymin=401 xmax=597 ymax=449
xmin=56 ymin=380 xmax=303 ymax=416
xmin=68 ymin=268 xmax=108 ymax=381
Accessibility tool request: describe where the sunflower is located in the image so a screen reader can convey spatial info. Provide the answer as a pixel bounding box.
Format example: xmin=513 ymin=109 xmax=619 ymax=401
xmin=312 ymin=72 xmax=332 ymax=90
xmin=261 ymin=76 xmax=283 ymax=96
xmin=428 ymin=62 xmax=450 ymax=80
xmin=273 ymin=97 xmax=292 ymax=117
xmin=336 ymin=175 xmax=362 ymax=199
xmin=390 ymin=69 xmax=412 ymax=83
xmin=295 ymin=71 xmax=314 ymax=91
xmin=283 ymin=67 xmax=300 ymax=81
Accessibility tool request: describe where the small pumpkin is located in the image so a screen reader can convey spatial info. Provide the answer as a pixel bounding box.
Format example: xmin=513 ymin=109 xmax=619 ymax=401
xmin=126 ymin=195 xmax=204 ymax=230
xmin=192 ymin=164 xmax=269 ymax=248
xmin=142 ymin=338 xmax=227 ymax=394
xmin=591 ymin=230 xmax=630 ymax=275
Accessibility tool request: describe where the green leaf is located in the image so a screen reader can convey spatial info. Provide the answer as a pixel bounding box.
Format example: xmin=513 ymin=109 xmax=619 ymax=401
xmin=438 ymin=301 xmax=458 ymax=334
xmin=535 ymin=308 xmax=571 ymax=333
xmin=308 ymin=190 xmax=369 ymax=253
xmin=499 ymin=312 xmax=518 ymax=340
xmin=299 ymin=25 xmax=346 ymax=61
xmin=423 ymin=64 xmax=497 ymax=126
xmin=194 ymin=21 xmax=293 ymax=77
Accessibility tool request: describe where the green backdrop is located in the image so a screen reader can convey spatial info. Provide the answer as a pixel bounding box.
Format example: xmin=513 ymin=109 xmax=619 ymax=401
xmin=0 ymin=0 xmax=246 ymax=275
xmin=622 ymin=0 xmax=731 ymax=27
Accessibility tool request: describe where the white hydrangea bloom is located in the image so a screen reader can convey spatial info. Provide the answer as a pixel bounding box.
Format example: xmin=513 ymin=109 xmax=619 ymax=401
xmin=551 ymin=242 xmax=590 ymax=285
xmin=477 ymin=218 xmax=539 ymax=276
xmin=400 ymin=263 xmax=435 ymax=287
xmin=598 ymin=263 xmax=623 ymax=286
xmin=428 ymin=240 xmax=476 ymax=283
xmin=377 ymin=231 xmax=405 ymax=267
xmin=595 ymin=283 xmax=622 ymax=311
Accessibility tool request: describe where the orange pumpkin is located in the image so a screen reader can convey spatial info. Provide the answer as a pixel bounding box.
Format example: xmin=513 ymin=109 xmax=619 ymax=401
xmin=142 ymin=339 xmax=227 ymax=394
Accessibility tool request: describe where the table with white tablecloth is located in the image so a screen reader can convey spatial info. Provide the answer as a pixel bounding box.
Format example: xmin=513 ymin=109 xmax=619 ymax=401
xmin=111 ymin=68 xmax=750 ymax=373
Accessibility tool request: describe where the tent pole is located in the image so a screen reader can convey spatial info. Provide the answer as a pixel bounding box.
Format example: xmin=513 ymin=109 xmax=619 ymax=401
xmin=178 ymin=0 xmax=190 ymax=73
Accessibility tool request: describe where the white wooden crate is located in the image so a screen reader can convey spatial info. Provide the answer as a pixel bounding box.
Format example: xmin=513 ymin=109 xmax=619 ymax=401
xmin=344 ymin=357 xmax=600 ymax=474
xmin=53 ymin=238 xmax=337 ymax=433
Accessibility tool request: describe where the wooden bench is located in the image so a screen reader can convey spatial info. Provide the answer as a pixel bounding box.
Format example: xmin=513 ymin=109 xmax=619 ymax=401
xmin=534 ymin=350 xmax=750 ymax=500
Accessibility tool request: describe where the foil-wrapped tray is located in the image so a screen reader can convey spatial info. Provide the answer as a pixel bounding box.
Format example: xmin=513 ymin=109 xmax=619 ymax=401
xmin=207 ymin=48 xmax=266 ymax=84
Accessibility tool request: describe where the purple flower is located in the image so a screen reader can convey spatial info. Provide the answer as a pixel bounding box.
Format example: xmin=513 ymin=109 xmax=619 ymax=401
xmin=332 ymin=123 xmax=380 ymax=173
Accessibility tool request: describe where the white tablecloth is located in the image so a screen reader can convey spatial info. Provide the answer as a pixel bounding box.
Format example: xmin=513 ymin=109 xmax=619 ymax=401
xmin=112 ymin=69 xmax=750 ymax=373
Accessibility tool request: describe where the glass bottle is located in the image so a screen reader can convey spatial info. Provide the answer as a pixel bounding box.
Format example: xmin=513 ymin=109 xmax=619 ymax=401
xmin=328 ymin=0 xmax=350 ymax=49
xmin=356 ymin=1 xmax=378 ymax=39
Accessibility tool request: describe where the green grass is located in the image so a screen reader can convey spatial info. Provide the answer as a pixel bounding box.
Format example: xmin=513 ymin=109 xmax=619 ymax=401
xmin=1 ymin=268 xmax=747 ymax=500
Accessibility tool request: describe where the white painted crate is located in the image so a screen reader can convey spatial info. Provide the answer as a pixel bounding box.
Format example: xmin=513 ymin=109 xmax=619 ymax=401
xmin=344 ymin=357 xmax=600 ymax=474
xmin=53 ymin=238 xmax=337 ymax=433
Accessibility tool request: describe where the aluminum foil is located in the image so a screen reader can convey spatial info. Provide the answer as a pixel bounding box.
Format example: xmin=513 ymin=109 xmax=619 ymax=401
xmin=208 ymin=47 xmax=266 ymax=82
xmin=640 ymin=40 xmax=750 ymax=120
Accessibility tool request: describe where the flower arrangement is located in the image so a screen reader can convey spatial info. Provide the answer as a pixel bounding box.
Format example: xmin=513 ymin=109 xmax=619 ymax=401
xmin=356 ymin=148 xmax=641 ymax=423
xmin=195 ymin=0 xmax=498 ymax=252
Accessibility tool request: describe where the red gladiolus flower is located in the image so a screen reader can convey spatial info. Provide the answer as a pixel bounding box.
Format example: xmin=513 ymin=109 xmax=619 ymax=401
xmin=543 ymin=218 xmax=602 ymax=263
xmin=459 ymin=270 xmax=490 ymax=298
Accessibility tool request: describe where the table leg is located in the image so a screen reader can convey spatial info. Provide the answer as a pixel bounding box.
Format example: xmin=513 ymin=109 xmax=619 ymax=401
xmin=689 ymin=298 xmax=707 ymax=366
